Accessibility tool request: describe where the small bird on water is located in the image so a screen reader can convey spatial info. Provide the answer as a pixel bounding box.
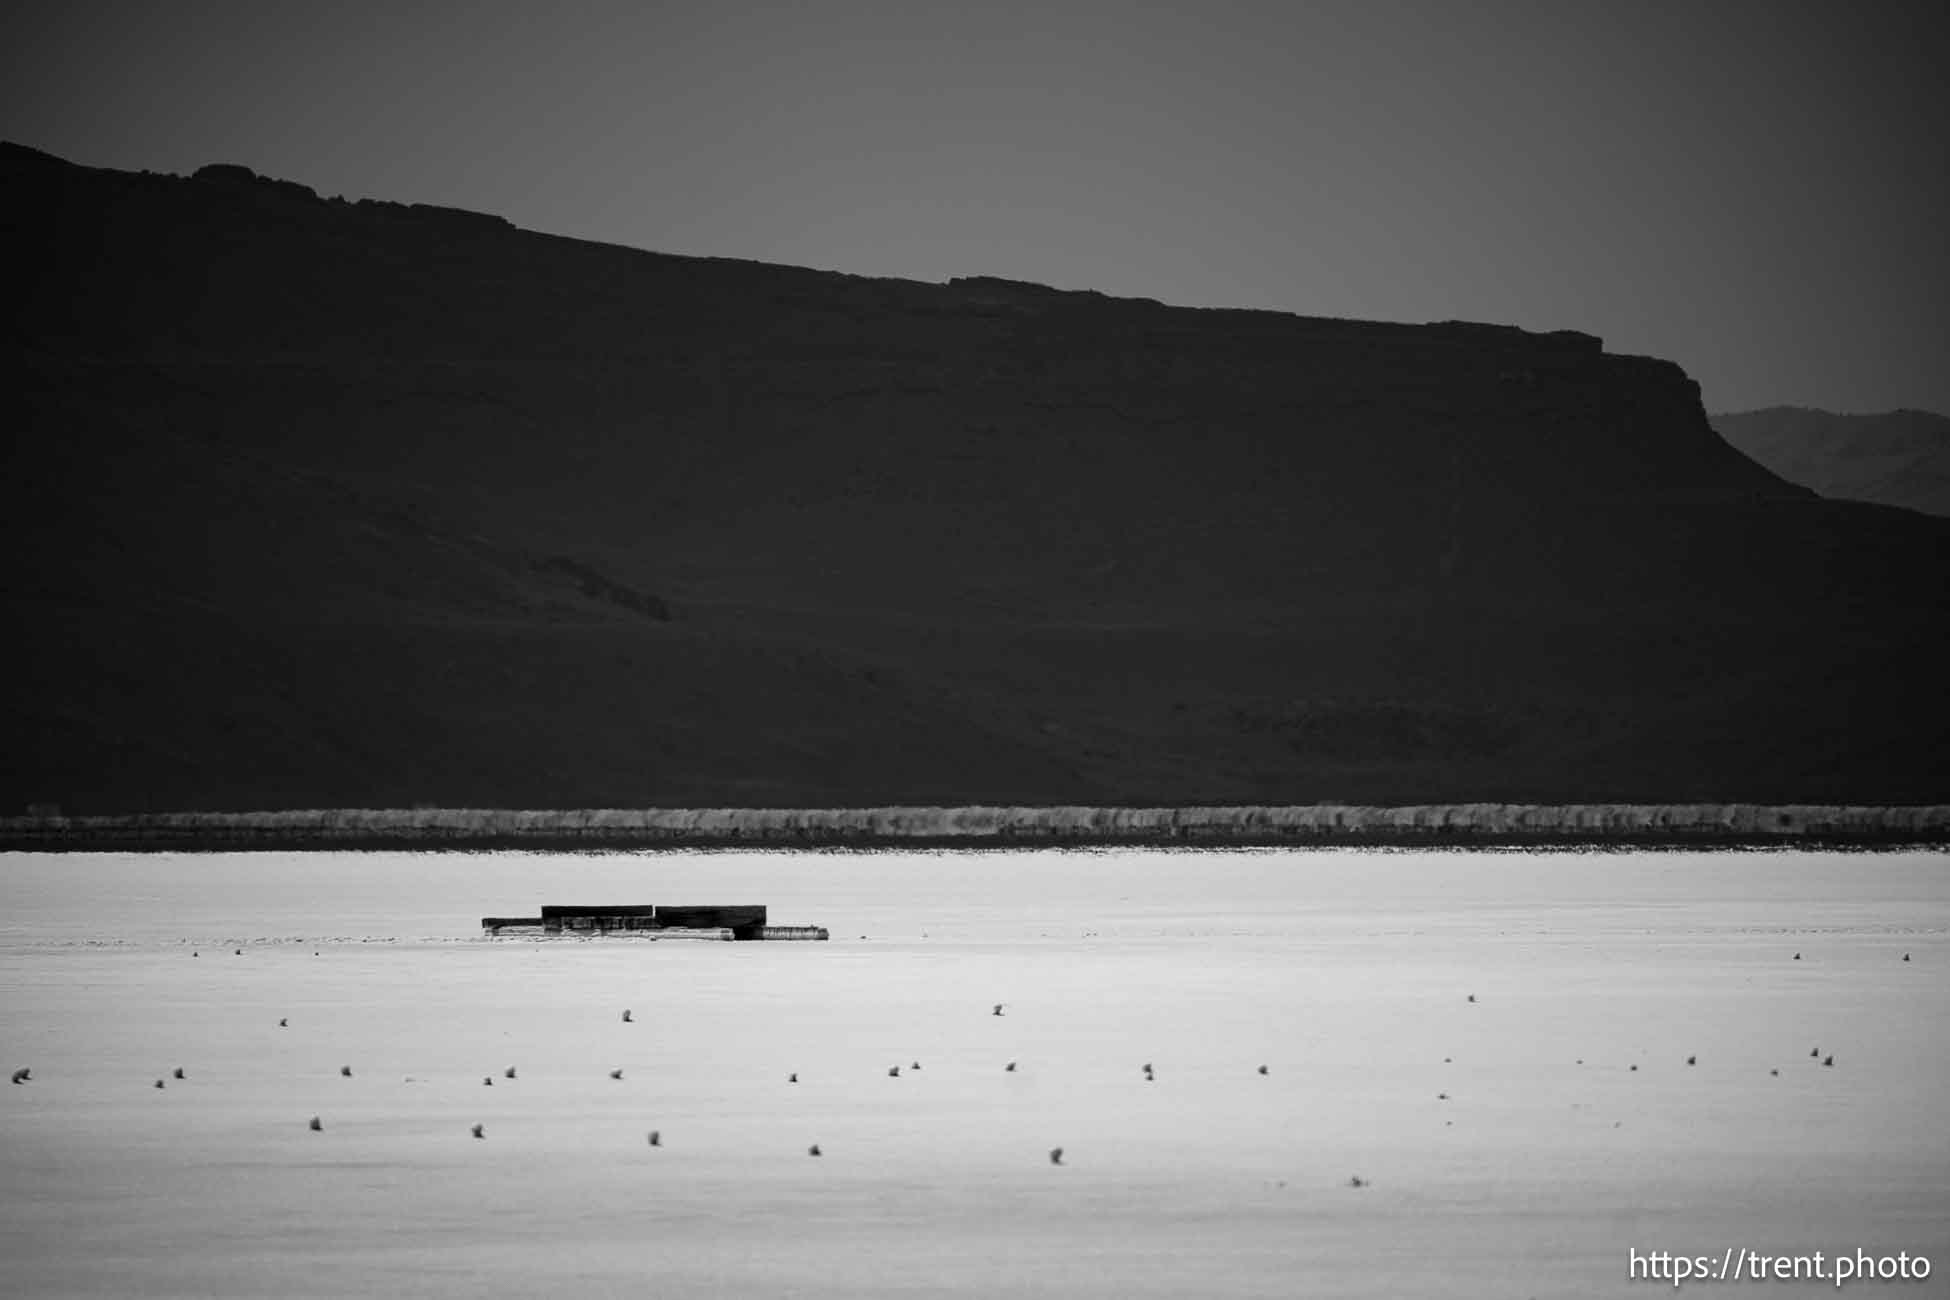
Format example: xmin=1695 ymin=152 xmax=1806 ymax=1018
xmin=471 ymin=1124 xmax=485 ymax=1139
xmin=888 ymin=1066 xmax=901 ymax=1078
xmin=308 ymin=1116 xmax=322 ymax=1132
xmin=621 ymin=1009 xmax=633 ymax=1023
xmin=1049 ymin=1148 xmax=1064 ymax=1166
xmin=1258 ymin=1065 xmax=1269 ymax=1076
xmin=1005 ymin=1061 xmax=1017 ymax=1073
xmin=610 ymin=1069 xmax=624 ymax=1080
xmin=808 ymin=1143 xmax=822 ymax=1157
xmin=993 ymin=1004 xmax=1005 ymax=1017
xmin=173 ymin=1068 xmax=185 ymax=1080
xmin=648 ymin=1130 xmax=661 ymax=1147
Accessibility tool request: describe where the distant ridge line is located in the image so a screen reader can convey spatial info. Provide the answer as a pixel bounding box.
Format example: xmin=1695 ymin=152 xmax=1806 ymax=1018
xmin=4 ymin=805 xmax=1945 ymax=850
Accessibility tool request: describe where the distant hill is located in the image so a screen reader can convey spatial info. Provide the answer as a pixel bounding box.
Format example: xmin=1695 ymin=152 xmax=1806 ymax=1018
xmin=1710 ymin=407 xmax=1950 ymax=517
xmin=4 ymin=141 xmax=1946 ymax=811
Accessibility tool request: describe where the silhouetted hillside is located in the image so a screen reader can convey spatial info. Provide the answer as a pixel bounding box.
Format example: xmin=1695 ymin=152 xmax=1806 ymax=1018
xmin=1711 ymin=406 xmax=1950 ymax=517
xmin=5 ymin=142 xmax=1946 ymax=811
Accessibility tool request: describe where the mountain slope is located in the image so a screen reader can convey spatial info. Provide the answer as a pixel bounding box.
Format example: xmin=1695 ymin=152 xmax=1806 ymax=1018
xmin=1711 ymin=406 xmax=1950 ymax=517
xmin=5 ymin=143 xmax=1945 ymax=810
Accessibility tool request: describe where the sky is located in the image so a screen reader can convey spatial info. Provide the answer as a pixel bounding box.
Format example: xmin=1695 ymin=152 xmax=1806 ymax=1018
xmin=4 ymin=0 xmax=1944 ymax=414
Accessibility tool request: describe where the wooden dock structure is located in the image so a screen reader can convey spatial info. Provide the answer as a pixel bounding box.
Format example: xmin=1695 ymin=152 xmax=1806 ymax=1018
xmin=480 ymin=904 xmax=826 ymax=941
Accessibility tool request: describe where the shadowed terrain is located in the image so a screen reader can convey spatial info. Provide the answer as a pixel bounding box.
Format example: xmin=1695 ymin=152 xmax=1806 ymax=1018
xmin=5 ymin=140 xmax=1946 ymax=811
xmin=1711 ymin=406 xmax=1950 ymax=518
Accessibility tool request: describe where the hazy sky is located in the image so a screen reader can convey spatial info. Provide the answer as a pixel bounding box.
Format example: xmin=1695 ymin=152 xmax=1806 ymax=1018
xmin=5 ymin=1 xmax=1944 ymax=413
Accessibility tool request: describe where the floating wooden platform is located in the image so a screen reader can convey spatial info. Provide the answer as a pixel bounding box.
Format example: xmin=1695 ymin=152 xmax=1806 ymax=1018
xmin=482 ymin=921 xmax=736 ymax=940
xmin=481 ymin=905 xmax=826 ymax=941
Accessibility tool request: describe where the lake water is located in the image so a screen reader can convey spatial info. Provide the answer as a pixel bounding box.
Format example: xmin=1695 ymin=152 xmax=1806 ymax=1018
xmin=2 ymin=847 xmax=1946 ymax=1297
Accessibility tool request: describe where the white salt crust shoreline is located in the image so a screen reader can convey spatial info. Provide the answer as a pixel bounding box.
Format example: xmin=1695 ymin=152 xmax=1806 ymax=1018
xmin=2 ymin=848 xmax=1945 ymax=1298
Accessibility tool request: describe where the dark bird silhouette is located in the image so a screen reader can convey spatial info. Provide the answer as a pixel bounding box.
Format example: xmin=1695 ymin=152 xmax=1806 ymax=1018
xmin=1811 ymin=1047 xmax=1820 ymax=1057
xmin=911 ymin=1061 xmax=921 ymax=1071
xmin=648 ymin=1130 xmax=661 ymax=1147
xmin=621 ymin=1009 xmax=633 ymax=1023
xmin=1687 ymin=1056 xmax=1697 ymax=1066
xmin=808 ymin=1143 xmax=822 ymax=1157
xmin=1904 ymin=953 xmax=1911 ymax=961
xmin=1049 ymin=1147 xmax=1064 ymax=1166
xmin=308 ymin=1116 xmax=322 ymax=1132
xmin=9 ymin=1068 xmax=28 ymax=1085
xmin=1437 ymin=1092 xmax=1449 ymax=1101
xmin=888 ymin=1066 xmax=900 ymax=1078
xmin=483 ymin=1076 xmax=493 ymax=1086
xmin=1466 ymin=994 xmax=1476 ymax=1003
xmin=993 ymin=1004 xmax=1004 ymax=1017
xmin=341 ymin=1066 xmax=352 ymax=1078
xmin=1258 ymin=1065 xmax=1269 ymax=1076
xmin=1823 ymin=1054 xmax=1834 ymax=1067
xmin=610 ymin=1069 xmax=624 ymax=1080
xmin=154 ymin=1078 xmax=165 ymax=1089
xmin=278 ymin=1018 xmax=288 ymax=1028
xmin=1630 ymin=1065 xmax=1638 ymax=1072
xmin=172 ymin=1068 xmax=185 ymax=1080
xmin=788 ymin=1073 xmax=798 ymax=1083
xmin=505 ymin=1067 xmax=516 ymax=1079
xmin=1005 ymin=1061 xmax=1017 ymax=1072
xmin=471 ymin=1123 xmax=484 ymax=1139
xmin=234 ymin=949 xmax=241 ymax=956
xmin=1794 ymin=953 xmax=1801 ymax=960
xmin=1770 ymin=1068 xmax=1780 ymax=1076
xmin=1349 ymin=1175 xmax=1367 ymax=1189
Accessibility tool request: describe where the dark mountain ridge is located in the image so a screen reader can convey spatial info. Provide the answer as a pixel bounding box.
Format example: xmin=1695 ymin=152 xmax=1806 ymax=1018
xmin=1710 ymin=405 xmax=1950 ymax=517
xmin=5 ymin=142 xmax=1945 ymax=810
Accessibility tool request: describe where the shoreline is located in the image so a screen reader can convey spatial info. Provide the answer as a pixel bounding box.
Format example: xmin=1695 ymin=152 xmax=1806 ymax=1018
xmin=4 ymin=803 xmax=1947 ymax=852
